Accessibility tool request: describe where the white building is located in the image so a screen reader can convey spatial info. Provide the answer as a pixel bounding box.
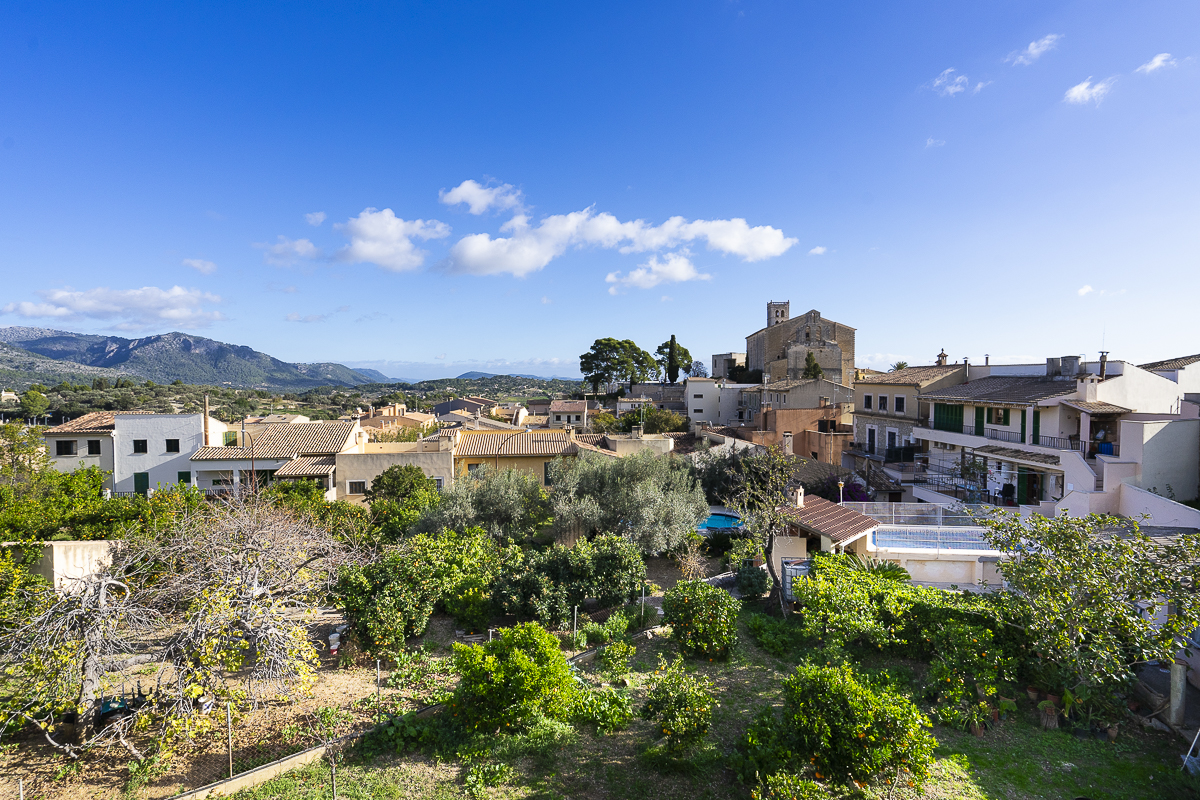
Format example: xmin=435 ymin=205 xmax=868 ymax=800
xmin=911 ymin=354 xmax=1200 ymax=527
xmin=683 ymin=377 xmax=719 ymax=424
xmin=44 ymin=411 xmax=230 ymax=495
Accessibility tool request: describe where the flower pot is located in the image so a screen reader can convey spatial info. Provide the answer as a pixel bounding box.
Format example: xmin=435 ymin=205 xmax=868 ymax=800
xmin=991 ymin=708 xmax=1000 ymax=722
xmin=1045 ymin=694 xmax=1061 ymax=706
xmin=970 ymin=722 xmax=984 ymax=737
xmin=1106 ymin=726 xmax=1119 ymax=741
xmin=1127 ymin=700 xmax=1141 ymax=713
xmin=1026 ymin=687 xmax=1040 ymax=702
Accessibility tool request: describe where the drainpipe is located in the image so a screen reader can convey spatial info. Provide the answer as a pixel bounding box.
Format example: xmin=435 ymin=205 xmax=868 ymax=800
xmin=203 ymin=394 xmax=210 ymax=446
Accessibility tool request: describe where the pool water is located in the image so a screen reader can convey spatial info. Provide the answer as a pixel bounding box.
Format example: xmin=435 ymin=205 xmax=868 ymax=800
xmin=700 ymin=513 xmax=742 ymax=529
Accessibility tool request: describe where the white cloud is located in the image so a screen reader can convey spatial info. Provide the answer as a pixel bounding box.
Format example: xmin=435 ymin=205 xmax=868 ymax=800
xmin=286 ymin=313 xmax=327 ymax=323
xmin=1078 ymin=285 xmax=1094 ymax=296
xmin=446 ymin=207 xmax=795 ymax=277
xmin=2 ymin=286 xmax=224 ymax=329
xmin=305 ymin=211 xmax=327 ymax=226
xmin=335 ymin=208 xmax=450 ymax=272
xmin=1135 ymin=53 xmax=1177 ymax=74
xmin=808 ymin=246 xmax=827 ymax=255
xmin=182 ymin=258 xmax=217 ymax=275
xmin=605 ymin=251 xmax=711 ymax=294
xmin=439 ymin=179 xmax=523 ymax=215
xmin=541 ymin=296 xmax=551 ymax=304
xmin=256 ymin=235 xmax=320 ymax=265
xmin=1064 ymin=77 xmax=1116 ymax=105
xmin=926 ymin=138 xmax=946 ymax=148
xmin=1007 ymin=34 xmax=1062 ymax=65
xmin=931 ymin=68 xmax=969 ymax=96
xmin=973 ymin=81 xmax=991 ymax=93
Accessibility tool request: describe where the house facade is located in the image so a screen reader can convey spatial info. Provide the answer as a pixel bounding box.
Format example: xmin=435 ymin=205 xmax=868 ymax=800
xmin=711 ymin=352 xmax=746 ymax=380
xmin=851 ymin=364 xmax=968 ymax=459
xmin=44 ymin=411 xmax=230 ymax=494
xmin=548 ymin=400 xmax=588 ymax=428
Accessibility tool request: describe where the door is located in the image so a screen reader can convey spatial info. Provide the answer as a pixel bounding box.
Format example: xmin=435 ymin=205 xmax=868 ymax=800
xmin=887 ymin=430 xmax=897 ymax=450
xmin=1020 ymin=410 xmax=1027 ymax=444
xmin=1032 ymin=409 xmax=1041 ymax=446
xmin=133 ymin=472 xmax=149 ymax=496
xmin=867 ymin=427 xmax=876 ymax=455
xmin=975 ymin=406 xmax=985 ymax=436
xmin=1016 ymin=465 xmax=1028 ymax=505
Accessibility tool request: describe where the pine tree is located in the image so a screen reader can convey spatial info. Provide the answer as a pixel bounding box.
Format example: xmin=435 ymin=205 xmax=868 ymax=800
xmin=802 ymin=352 xmax=823 ymax=380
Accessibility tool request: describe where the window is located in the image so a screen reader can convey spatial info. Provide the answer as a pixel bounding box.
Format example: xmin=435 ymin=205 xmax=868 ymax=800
xmin=693 ymin=409 xmax=703 ymax=414
xmin=133 ymin=439 xmax=148 ymax=454
xmin=878 ymin=395 xmax=888 ymax=412
xmin=988 ymin=408 xmax=1010 ymax=426
xmin=56 ymin=440 xmax=77 ymax=456
xmin=467 ymin=463 xmax=482 ymax=473
xmin=177 ymin=471 xmax=191 ymax=484
xmin=555 ymin=415 xmax=562 ymax=422
xmin=433 ymin=477 xmax=444 ymax=490
xmin=894 ymin=395 xmax=906 ymax=414
xmin=781 ymin=395 xmax=787 ymax=405
xmin=863 ymin=394 xmax=873 ymax=410
xmin=87 ymin=439 xmax=101 ymax=455
xmin=224 ymin=431 xmax=238 ymax=446
xmin=574 ymin=415 xmax=581 ymax=421
xmin=347 ymin=481 xmax=367 ymax=495
xmin=693 ymin=393 xmax=704 ymax=399
xmin=165 ymin=439 xmax=180 ymax=453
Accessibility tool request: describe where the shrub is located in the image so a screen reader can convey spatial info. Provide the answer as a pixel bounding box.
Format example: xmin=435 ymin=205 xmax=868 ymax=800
xmin=572 ymin=687 xmax=634 ymax=734
xmin=600 ymin=640 xmax=635 ymax=677
xmin=639 ymin=655 xmax=716 ymax=751
xmin=735 ymin=566 xmax=770 ymax=600
xmin=745 ymin=613 xmax=805 ymax=659
xmin=449 ymin=622 xmax=578 ymax=733
xmin=927 ymin=622 xmax=1013 ymax=728
xmin=737 ymin=662 xmax=935 ymax=789
xmin=662 ymin=580 xmax=739 ymax=658
xmin=492 ymin=535 xmax=645 ymax=629
xmin=622 ymin=601 xmax=660 ymax=630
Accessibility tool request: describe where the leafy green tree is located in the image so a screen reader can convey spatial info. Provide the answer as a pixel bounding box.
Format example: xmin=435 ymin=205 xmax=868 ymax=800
xmin=364 ymin=464 xmax=434 ymax=504
xmin=588 ymin=412 xmax=619 ymax=433
xmin=889 ymin=361 xmax=909 ymax=372
xmin=616 ymin=406 xmax=686 ymax=434
xmin=19 ymin=390 xmax=49 ymax=419
xmin=548 ymin=450 xmax=708 ymax=554
xmin=727 ymin=446 xmax=798 ymax=612
xmin=656 ymin=336 xmax=692 ymax=384
xmin=801 ymin=352 xmax=823 ymax=380
xmin=580 ymin=337 xmax=625 ymax=395
xmin=411 ymin=466 xmax=550 ymax=543
xmin=688 ymin=360 xmax=708 ymax=378
xmin=984 ymin=512 xmax=1200 ymax=715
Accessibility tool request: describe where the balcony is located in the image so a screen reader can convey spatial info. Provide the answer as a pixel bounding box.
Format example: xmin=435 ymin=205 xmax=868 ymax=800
xmin=918 ymin=420 xmax=1120 ymax=458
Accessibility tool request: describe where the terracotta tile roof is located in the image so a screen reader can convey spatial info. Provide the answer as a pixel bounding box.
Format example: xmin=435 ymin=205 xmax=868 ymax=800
xmin=779 ymin=496 xmax=877 ymax=544
xmin=191 ymin=421 xmax=357 ymax=461
xmin=437 ymin=411 xmax=517 ymax=430
xmin=45 ymin=411 xmax=156 ymax=435
xmin=1060 ymin=400 xmax=1132 ymax=415
xmin=1140 ymin=354 xmax=1200 ymax=371
xmin=920 ymin=376 xmax=1076 ymax=405
xmin=549 ymin=400 xmax=587 ymax=413
xmin=575 ymin=433 xmax=606 ymax=444
xmin=274 ymin=454 xmax=336 ymax=477
xmin=453 ymin=430 xmax=580 ymax=458
xmin=973 ymin=444 xmax=1061 ymax=466
xmin=573 ymin=439 xmax=619 ymax=457
xmin=855 ymin=365 xmax=966 ymax=387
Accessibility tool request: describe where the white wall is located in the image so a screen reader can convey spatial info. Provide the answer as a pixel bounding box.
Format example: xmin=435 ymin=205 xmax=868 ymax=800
xmin=113 ymin=414 xmax=206 ymax=493
xmin=1093 ymin=365 xmax=1184 ymax=414
xmin=1117 ymin=481 xmax=1200 ymax=527
xmin=684 ymin=378 xmax=719 ymax=424
xmin=1122 ymin=419 xmax=1200 ymax=502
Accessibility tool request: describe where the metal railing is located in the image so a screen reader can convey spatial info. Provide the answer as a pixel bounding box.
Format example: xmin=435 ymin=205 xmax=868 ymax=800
xmin=983 ymin=428 xmax=1024 ymax=444
xmin=843 ymin=501 xmax=994 ymax=526
xmin=871 ymin=525 xmax=996 ymax=552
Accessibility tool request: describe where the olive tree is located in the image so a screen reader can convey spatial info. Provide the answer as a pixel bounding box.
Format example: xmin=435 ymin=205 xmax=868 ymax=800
xmin=725 ymin=446 xmax=797 ymax=614
xmin=548 ymin=450 xmax=707 ymax=554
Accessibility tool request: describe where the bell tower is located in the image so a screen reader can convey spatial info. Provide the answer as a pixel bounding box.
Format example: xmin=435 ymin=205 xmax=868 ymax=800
xmin=767 ymin=301 xmax=790 ymax=328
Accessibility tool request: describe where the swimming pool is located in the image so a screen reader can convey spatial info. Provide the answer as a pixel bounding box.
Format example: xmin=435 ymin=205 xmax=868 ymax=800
xmin=699 ymin=512 xmax=742 ymax=529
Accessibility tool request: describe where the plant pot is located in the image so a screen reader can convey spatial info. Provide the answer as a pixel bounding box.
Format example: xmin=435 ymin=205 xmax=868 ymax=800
xmin=1107 ymin=726 xmax=1119 ymax=741
xmin=1127 ymin=700 xmax=1141 ymax=713
xmin=969 ymin=722 xmax=984 ymax=737
xmin=1026 ymin=687 xmax=1040 ymax=702
xmin=991 ymin=708 xmax=1000 ymax=722
xmin=1045 ymin=694 xmax=1061 ymax=706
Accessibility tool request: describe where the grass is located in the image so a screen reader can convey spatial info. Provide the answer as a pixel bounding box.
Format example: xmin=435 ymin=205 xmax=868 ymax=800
xmin=229 ymin=608 xmax=1200 ymax=800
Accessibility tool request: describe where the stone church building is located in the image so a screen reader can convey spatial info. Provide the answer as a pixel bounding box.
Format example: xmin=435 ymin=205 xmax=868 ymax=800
xmin=745 ymin=302 xmax=856 ymax=385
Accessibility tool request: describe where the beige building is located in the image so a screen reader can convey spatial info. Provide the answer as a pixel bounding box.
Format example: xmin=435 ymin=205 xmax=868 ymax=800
xmin=335 ymin=439 xmax=455 ymax=501
xmin=745 ymin=303 xmax=856 ymax=384
xmin=851 ymin=363 xmax=968 ymax=458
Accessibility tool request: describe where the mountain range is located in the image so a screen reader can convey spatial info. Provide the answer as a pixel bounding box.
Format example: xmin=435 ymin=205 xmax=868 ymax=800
xmin=0 ymin=327 xmax=388 ymax=391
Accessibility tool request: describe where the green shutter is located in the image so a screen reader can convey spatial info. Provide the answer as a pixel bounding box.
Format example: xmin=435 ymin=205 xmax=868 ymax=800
xmin=1002 ymin=408 xmax=1010 ymax=426
xmin=1032 ymin=409 xmax=1041 ymax=445
xmin=133 ymin=472 xmax=149 ymax=496
xmin=934 ymin=403 xmax=964 ymax=433
xmin=1019 ymin=410 xmax=1026 ymax=444
xmin=974 ymin=406 xmax=985 ymax=434
xmin=1017 ymin=465 xmax=1028 ymax=505
xmin=177 ymin=471 xmax=191 ymax=484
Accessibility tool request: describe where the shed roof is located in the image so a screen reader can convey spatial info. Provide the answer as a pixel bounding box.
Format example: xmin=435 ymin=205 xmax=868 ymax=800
xmin=1059 ymin=400 xmax=1132 ymax=415
xmin=45 ymin=411 xmax=157 ymax=435
xmin=920 ymin=376 xmax=1076 ymax=405
xmin=549 ymin=400 xmax=587 ymax=413
xmin=973 ymin=444 xmax=1061 ymax=466
xmin=191 ymin=421 xmax=357 ymax=461
xmin=855 ymin=365 xmax=966 ymax=387
xmin=1140 ymin=354 xmax=1200 ymax=371
xmin=779 ymin=496 xmax=878 ymax=544
xmin=274 ymin=455 xmax=337 ymax=477
xmin=453 ymin=430 xmax=581 ymax=458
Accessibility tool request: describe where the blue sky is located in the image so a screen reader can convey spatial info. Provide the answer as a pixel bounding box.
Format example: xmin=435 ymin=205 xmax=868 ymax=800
xmin=0 ymin=2 xmax=1196 ymax=381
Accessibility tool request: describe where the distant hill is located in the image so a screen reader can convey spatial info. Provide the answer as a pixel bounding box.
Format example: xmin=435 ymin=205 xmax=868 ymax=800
xmin=352 ymin=368 xmax=396 ymax=383
xmin=354 ymin=373 xmax=584 ymax=399
xmin=456 ymin=371 xmax=578 ymax=381
xmin=0 ymin=327 xmax=380 ymax=390
xmin=0 ymin=342 xmax=135 ymax=390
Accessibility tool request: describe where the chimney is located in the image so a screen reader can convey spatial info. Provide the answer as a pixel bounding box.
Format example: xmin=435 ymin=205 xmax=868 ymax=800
xmin=936 ymin=349 xmax=948 ymax=366
xmin=985 ymin=354 xmax=990 ymax=366
xmin=203 ymin=394 xmax=210 ymax=446
xmin=1099 ymin=351 xmax=1109 ymax=379
xmin=794 ymin=486 xmax=805 ymax=507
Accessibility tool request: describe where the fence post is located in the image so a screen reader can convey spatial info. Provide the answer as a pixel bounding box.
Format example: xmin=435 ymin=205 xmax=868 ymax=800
xmin=572 ymin=606 xmax=577 ymax=646
xmin=376 ymin=660 xmax=381 ymax=725
xmin=226 ymin=702 xmax=234 ymax=778
xmin=641 ymin=583 xmax=645 ymax=624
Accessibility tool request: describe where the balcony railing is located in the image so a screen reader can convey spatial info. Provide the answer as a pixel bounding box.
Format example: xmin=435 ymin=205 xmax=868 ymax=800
xmin=919 ymin=419 xmax=1121 ymax=458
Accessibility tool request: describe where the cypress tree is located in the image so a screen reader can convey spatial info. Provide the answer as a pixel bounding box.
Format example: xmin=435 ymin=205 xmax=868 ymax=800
xmin=667 ymin=335 xmax=680 ymax=384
